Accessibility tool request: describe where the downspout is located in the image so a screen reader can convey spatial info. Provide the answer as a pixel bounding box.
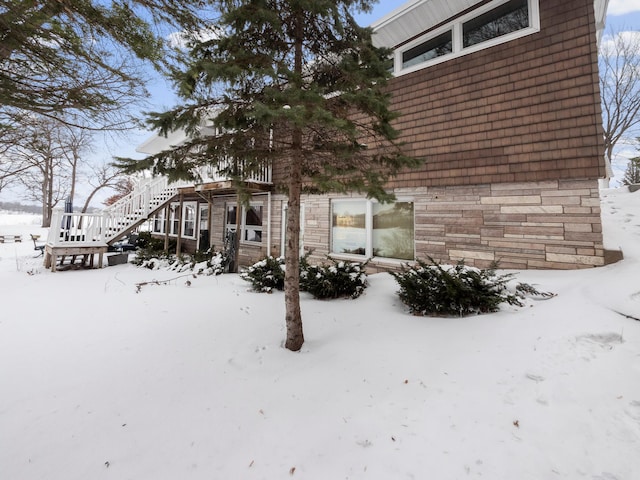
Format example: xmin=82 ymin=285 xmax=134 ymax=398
xmin=267 ymin=191 xmax=271 ymax=256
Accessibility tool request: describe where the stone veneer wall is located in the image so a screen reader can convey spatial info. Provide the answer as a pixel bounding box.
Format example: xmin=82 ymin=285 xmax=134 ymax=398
xmin=297 ymin=179 xmax=604 ymax=271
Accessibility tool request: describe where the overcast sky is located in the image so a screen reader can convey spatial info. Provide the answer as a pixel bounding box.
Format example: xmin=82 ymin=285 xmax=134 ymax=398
xmin=608 ymin=0 xmax=640 ymax=15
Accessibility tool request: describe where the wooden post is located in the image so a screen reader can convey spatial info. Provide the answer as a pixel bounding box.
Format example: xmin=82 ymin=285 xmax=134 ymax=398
xmin=176 ymin=194 xmax=184 ymax=256
xmin=164 ymin=204 xmax=170 ymax=252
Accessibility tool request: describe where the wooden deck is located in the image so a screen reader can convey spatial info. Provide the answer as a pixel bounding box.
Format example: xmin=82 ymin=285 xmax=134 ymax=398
xmin=44 ymin=244 xmax=108 ymax=272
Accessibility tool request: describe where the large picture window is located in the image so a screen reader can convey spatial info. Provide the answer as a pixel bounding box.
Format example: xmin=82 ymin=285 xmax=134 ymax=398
xmin=331 ymin=200 xmax=414 ymax=261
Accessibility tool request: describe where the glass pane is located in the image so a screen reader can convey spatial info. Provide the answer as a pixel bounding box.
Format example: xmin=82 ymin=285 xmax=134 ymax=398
xmin=199 ymin=207 xmax=209 ymax=230
xmin=372 ymin=202 xmax=414 ymax=260
xmin=463 ymin=0 xmax=529 ymax=48
xmin=331 ymin=201 xmax=367 ymax=255
xmin=184 ymin=205 xmax=195 ymax=220
xmin=227 ymin=205 xmax=237 ymax=226
xmin=244 ymin=228 xmax=262 ymax=242
xmin=245 ymin=206 xmax=263 ymax=226
xmin=403 ymin=31 xmax=453 ymax=69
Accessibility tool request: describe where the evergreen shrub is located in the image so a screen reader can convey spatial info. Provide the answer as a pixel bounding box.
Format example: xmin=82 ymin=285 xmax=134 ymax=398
xmin=300 ymin=260 xmax=368 ymax=299
xmin=240 ymin=256 xmax=286 ymax=292
xmin=391 ymin=257 xmax=553 ymax=316
xmin=241 ymin=256 xmax=368 ymax=299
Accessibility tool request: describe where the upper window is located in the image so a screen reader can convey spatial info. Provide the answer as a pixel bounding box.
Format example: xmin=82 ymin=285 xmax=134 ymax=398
xmin=395 ymin=0 xmax=539 ymax=75
xmin=463 ymin=0 xmax=529 ymax=48
xmin=402 ymin=31 xmax=452 ymax=69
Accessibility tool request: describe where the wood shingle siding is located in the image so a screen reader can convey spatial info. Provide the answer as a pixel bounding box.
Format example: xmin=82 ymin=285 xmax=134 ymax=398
xmin=370 ymin=0 xmax=605 ymax=190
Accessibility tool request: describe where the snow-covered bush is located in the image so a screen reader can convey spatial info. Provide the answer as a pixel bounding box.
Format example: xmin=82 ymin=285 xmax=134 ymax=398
xmin=300 ymin=260 xmax=368 ymax=299
xmin=132 ymin=249 xmax=176 ymax=268
xmin=240 ymin=256 xmax=286 ymax=292
xmin=391 ymin=257 xmax=553 ymax=316
xmin=134 ymin=249 xmax=228 ymax=275
xmin=241 ymin=255 xmax=368 ymax=299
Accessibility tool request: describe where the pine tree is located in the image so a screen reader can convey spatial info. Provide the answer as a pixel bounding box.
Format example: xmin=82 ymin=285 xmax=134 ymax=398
xmin=0 ymin=1 xmax=208 ymax=128
xmin=623 ymin=156 xmax=640 ymax=185
xmin=118 ymin=0 xmax=422 ymax=351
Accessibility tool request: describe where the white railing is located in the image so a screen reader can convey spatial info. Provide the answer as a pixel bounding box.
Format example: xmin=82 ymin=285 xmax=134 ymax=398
xmin=46 ymin=210 xmax=109 ymax=246
xmin=103 ymin=177 xmax=174 ymax=237
xmin=46 ymin=160 xmax=273 ymax=248
xmin=204 ymin=159 xmax=272 ymax=184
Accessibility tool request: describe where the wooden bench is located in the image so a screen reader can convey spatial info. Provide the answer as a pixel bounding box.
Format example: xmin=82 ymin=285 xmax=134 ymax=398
xmin=0 ymin=235 xmax=22 ymax=243
xmin=44 ymin=244 xmax=108 ymax=272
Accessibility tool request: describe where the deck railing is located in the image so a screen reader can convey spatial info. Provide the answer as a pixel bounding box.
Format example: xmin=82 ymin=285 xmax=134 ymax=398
xmin=46 ymin=161 xmax=273 ymax=248
xmin=46 ymin=211 xmax=110 ymax=246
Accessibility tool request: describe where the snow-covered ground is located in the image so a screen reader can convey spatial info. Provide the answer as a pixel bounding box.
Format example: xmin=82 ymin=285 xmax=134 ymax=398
xmin=1 ymin=189 xmax=639 ymax=480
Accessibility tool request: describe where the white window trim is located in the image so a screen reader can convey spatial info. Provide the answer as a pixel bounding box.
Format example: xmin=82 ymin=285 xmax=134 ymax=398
xmin=181 ymin=201 xmax=197 ymax=240
xmin=169 ymin=202 xmax=180 ymax=236
xmin=197 ymin=204 xmax=209 ymax=249
xmin=395 ymin=0 xmax=540 ymax=76
xmin=226 ymin=202 xmax=265 ymax=246
xmin=242 ymin=204 xmax=264 ymax=245
xmin=280 ymin=202 xmax=305 ymax=257
xmin=152 ymin=210 xmax=166 ymax=234
xmin=330 ymin=198 xmax=415 ymax=262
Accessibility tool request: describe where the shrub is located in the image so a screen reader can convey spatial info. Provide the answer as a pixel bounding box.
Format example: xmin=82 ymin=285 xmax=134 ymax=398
xmin=135 ymin=231 xmax=174 ymax=251
xmin=188 ymin=249 xmax=228 ymax=276
xmin=131 ymin=248 xmax=175 ymax=268
xmin=240 ymin=256 xmax=286 ymax=292
xmin=300 ymin=259 xmax=368 ymax=299
xmin=391 ymin=257 xmax=553 ymax=316
xmin=132 ymin=247 xmax=227 ymax=275
xmin=241 ymin=255 xmax=368 ymax=299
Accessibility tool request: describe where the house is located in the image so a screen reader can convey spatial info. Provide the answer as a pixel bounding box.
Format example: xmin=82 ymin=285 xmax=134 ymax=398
xmin=61 ymin=0 xmax=610 ymax=271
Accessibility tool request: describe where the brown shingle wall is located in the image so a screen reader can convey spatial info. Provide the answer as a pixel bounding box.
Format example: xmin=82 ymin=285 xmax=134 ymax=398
xmin=385 ymin=0 xmax=605 ymax=189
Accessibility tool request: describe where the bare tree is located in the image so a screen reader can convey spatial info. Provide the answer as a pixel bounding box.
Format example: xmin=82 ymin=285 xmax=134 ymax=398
xmin=80 ymin=163 xmax=131 ymax=213
xmin=0 ymin=123 xmax=31 ymax=192
xmin=599 ymin=28 xmax=640 ymax=184
xmin=5 ymin=117 xmax=94 ymax=226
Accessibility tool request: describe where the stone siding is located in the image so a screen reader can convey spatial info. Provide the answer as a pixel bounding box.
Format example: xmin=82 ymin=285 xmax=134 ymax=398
xmin=294 ymin=179 xmax=604 ymax=270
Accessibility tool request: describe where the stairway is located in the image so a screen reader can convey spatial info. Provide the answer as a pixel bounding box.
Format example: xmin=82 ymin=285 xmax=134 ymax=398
xmin=102 ymin=177 xmax=183 ymax=243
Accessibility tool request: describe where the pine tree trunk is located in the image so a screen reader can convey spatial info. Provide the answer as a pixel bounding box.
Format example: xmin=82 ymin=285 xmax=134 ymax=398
xmin=283 ymin=9 xmax=305 ymax=352
xmin=284 ymin=146 xmax=304 ymax=351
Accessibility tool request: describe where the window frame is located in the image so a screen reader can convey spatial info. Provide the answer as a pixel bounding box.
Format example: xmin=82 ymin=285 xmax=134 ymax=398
xmin=225 ymin=202 xmax=264 ymax=246
xmin=169 ymin=203 xmax=180 ymax=236
xmin=181 ymin=202 xmax=197 ymax=239
xmin=330 ymin=198 xmax=415 ymax=262
xmin=394 ymin=0 xmax=540 ymax=76
xmin=151 ymin=209 xmax=166 ymax=234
